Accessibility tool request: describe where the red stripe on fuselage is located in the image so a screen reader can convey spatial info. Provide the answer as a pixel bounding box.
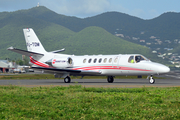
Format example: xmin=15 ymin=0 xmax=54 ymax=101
xmin=30 ymin=57 xmax=50 ymax=68
xmin=73 ymin=66 xmax=151 ymax=71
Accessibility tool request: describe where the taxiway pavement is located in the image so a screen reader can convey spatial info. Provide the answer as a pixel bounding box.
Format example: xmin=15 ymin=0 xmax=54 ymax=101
xmin=0 ymin=78 xmax=180 ymax=88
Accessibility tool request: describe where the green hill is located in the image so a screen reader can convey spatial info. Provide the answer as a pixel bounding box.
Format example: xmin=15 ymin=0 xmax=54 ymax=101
xmin=0 ymin=6 xmax=167 ymax=64
xmin=60 ymin=26 xmax=149 ymax=55
xmin=21 ymin=6 xmax=180 ymax=41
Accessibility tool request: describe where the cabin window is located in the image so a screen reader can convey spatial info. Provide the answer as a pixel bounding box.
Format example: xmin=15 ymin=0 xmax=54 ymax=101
xmin=83 ymin=59 xmax=86 ymax=63
xmin=114 ymin=57 xmax=118 ymax=63
xmin=94 ymin=58 xmax=97 ymax=63
xmin=88 ymin=59 xmax=92 ymax=63
xmin=68 ymin=57 xmax=73 ymax=64
xmin=128 ymin=56 xmax=134 ymax=63
xmin=109 ymin=58 xmax=112 ymax=63
xmin=104 ymin=58 xmax=107 ymax=63
xmin=99 ymin=58 xmax=102 ymax=63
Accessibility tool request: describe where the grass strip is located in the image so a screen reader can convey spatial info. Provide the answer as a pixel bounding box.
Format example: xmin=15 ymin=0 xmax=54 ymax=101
xmin=0 ymin=85 xmax=180 ymax=119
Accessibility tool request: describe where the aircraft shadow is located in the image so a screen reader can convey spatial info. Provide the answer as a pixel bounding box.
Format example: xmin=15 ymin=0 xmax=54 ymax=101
xmin=41 ymin=81 xmax=170 ymax=84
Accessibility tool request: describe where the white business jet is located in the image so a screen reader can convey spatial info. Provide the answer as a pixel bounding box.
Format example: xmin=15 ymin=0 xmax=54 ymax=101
xmin=8 ymin=28 xmax=170 ymax=84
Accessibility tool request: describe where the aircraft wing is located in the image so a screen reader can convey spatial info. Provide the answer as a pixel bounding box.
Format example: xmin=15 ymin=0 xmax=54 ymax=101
xmin=7 ymin=47 xmax=44 ymax=57
xmin=31 ymin=67 xmax=101 ymax=75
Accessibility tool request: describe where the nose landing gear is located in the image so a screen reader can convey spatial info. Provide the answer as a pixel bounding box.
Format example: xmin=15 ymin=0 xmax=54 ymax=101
xmin=149 ymin=75 xmax=155 ymax=84
xmin=64 ymin=76 xmax=71 ymax=83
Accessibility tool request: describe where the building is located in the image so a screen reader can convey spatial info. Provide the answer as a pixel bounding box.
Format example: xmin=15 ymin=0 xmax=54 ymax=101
xmin=140 ymin=40 xmax=145 ymax=42
xmin=0 ymin=60 xmax=14 ymax=73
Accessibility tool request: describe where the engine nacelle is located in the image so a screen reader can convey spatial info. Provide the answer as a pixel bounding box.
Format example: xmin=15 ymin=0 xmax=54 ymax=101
xmin=47 ymin=57 xmax=73 ymax=68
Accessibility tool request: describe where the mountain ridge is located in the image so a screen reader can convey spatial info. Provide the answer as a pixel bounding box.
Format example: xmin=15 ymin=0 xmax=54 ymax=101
xmin=0 ymin=6 xmax=172 ymax=64
xmin=19 ymin=6 xmax=180 ymax=40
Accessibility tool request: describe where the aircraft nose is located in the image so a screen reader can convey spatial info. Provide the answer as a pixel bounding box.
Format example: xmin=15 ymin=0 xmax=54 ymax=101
xmin=158 ymin=65 xmax=170 ymax=74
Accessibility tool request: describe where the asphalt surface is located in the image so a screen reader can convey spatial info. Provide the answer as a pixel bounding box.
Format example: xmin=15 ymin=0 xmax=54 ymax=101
xmin=0 ymin=78 xmax=180 ymax=88
xmin=0 ymin=70 xmax=180 ymax=88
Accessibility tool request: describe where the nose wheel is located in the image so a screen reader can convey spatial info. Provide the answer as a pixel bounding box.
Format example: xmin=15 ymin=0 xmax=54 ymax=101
xmin=64 ymin=76 xmax=71 ymax=83
xmin=149 ymin=76 xmax=155 ymax=84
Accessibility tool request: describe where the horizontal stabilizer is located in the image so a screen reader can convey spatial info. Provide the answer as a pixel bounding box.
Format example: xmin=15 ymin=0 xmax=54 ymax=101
xmin=7 ymin=46 xmax=44 ymax=57
xmin=50 ymin=48 xmax=65 ymax=53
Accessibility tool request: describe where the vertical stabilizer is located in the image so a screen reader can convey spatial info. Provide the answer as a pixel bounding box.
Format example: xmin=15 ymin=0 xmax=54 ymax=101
xmin=23 ymin=28 xmax=46 ymax=53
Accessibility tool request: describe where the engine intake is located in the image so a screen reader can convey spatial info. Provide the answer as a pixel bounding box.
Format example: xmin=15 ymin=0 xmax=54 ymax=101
xmin=46 ymin=57 xmax=73 ymax=68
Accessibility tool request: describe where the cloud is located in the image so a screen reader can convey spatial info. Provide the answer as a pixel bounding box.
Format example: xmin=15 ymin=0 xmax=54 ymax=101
xmin=81 ymin=0 xmax=110 ymax=13
xmin=39 ymin=0 xmax=110 ymax=17
xmin=0 ymin=0 xmax=173 ymax=19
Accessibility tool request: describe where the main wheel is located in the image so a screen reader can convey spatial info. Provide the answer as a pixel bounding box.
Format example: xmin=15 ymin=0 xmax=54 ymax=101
xmin=64 ymin=76 xmax=71 ymax=83
xmin=149 ymin=77 xmax=155 ymax=84
xmin=107 ymin=76 xmax=114 ymax=83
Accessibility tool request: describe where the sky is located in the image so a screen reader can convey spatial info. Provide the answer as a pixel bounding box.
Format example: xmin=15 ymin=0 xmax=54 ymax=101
xmin=0 ymin=0 xmax=180 ymax=20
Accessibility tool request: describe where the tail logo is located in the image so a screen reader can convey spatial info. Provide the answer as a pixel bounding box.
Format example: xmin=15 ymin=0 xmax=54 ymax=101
xmin=52 ymin=59 xmax=56 ymax=64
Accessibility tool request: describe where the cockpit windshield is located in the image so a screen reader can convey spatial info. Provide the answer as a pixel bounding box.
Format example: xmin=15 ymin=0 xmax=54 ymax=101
xmin=135 ymin=55 xmax=149 ymax=63
xmin=128 ymin=55 xmax=149 ymax=63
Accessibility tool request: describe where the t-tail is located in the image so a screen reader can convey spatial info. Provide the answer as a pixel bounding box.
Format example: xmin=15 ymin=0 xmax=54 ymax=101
xmin=7 ymin=28 xmax=46 ymax=60
xmin=23 ymin=28 xmax=47 ymax=54
xmin=8 ymin=28 xmax=66 ymax=64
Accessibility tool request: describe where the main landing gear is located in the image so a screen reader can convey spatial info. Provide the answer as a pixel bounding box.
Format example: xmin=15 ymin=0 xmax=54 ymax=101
xmin=149 ymin=75 xmax=155 ymax=84
xmin=64 ymin=76 xmax=71 ymax=83
xmin=107 ymin=76 xmax=114 ymax=83
xmin=63 ymin=75 xmax=155 ymax=84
